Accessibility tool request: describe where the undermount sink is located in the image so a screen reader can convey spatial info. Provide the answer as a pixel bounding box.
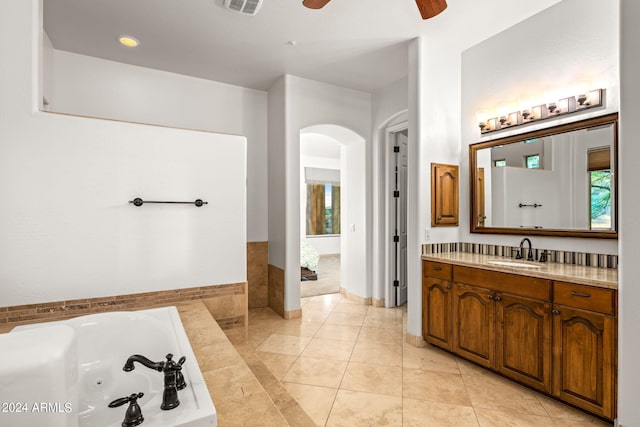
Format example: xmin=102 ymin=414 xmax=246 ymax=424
xmin=488 ymin=260 xmax=542 ymax=269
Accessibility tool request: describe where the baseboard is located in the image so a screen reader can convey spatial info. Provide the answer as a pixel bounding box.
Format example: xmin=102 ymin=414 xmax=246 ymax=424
xmin=372 ymin=298 xmax=385 ymax=307
xmin=338 ymin=287 xmax=372 ymax=305
xmin=405 ymin=332 xmax=427 ymax=348
xmin=284 ymin=309 xmax=302 ymax=319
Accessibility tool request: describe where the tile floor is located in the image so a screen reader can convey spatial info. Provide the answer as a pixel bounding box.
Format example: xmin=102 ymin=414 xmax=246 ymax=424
xmin=246 ymin=292 xmax=612 ymax=427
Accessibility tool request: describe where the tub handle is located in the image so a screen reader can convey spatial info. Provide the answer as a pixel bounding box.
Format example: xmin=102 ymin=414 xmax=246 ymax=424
xmin=109 ymin=392 xmax=144 ymax=427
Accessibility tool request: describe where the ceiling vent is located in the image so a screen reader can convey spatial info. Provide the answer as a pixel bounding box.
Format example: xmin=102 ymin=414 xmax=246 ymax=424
xmin=223 ymin=0 xmax=264 ymax=16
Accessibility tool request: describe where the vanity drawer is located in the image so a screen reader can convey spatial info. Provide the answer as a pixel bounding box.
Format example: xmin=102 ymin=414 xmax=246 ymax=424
xmin=423 ymin=261 xmax=452 ymax=281
xmin=553 ymin=282 xmax=616 ymax=315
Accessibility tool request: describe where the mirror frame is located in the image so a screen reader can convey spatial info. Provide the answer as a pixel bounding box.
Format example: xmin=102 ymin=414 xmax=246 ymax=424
xmin=469 ymin=113 xmax=618 ymax=239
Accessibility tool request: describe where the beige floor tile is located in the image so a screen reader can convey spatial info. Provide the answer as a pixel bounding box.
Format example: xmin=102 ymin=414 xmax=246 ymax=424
xmin=256 ymin=333 xmax=312 ymax=356
xmin=283 ymin=356 xmax=348 ymax=388
xmin=284 ymin=382 xmax=338 ymax=427
xmin=325 ymin=311 xmax=366 ymax=326
xmin=302 ymin=308 xmax=332 ymax=323
xmin=475 ymin=408 xmax=556 ymax=427
xmin=301 ymin=337 xmax=355 ymax=361
xmin=246 ymin=326 xmax=273 ymax=349
xmin=203 ymin=364 xmax=264 ymax=403
xmin=403 ymin=368 xmax=472 ymax=406
xmin=257 ymin=352 xmax=299 ymax=380
xmin=340 ymin=362 xmax=402 ymax=397
xmin=333 ymin=302 xmax=370 ymax=314
xmin=403 ymin=397 xmax=480 ymax=427
xmin=362 ymin=310 xmax=403 ymax=330
xmin=325 ymin=390 xmax=402 ymax=427
xmin=536 ymin=395 xmax=609 ymax=424
xmin=215 ymin=391 xmax=289 ymax=427
xmin=261 ymin=318 xmax=323 ymax=337
xmin=248 ymin=307 xmax=283 ymax=323
xmin=358 ymin=326 xmax=403 ymax=345
xmin=403 ymin=343 xmax=460 ymax=374
xmin=304 ymin=301 xmax=339 ymax=312
xmin=314 ymin=323 xmax=361 ymax=341
xmin=350 ymin=340 xmax=403 ymax=367
xmin=463 ymin=372 xmax=548 ymax=416
xmin=458 ymin=358 xmax=494 ymax=377
xmin=307 ymin=293 xmax=343 ymax=304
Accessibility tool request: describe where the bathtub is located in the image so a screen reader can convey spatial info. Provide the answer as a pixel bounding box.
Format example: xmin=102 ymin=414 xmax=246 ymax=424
xmin=11 ymin=306 xmax=216 ymax=427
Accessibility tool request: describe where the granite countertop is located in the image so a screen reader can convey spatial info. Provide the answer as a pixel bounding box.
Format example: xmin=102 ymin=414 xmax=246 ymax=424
xmin=421 ymin=252 xmax=618 ymax=290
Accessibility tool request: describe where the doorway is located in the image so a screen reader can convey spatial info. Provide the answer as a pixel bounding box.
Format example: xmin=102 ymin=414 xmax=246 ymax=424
xmin=300 ymin=132 xmax=342 ymax=298
xmin=388 ymin=125 xmax=409 ymax=307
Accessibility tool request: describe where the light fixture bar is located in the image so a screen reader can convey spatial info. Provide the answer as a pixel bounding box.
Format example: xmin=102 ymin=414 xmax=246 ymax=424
xmin=478 ymin=89 xmax=604 ymax=135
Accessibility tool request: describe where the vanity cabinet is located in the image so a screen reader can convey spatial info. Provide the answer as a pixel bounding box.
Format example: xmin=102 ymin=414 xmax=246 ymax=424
xmin=452 ymin=282 xmax=495 ymax=368
xmin=496 ymin=293 xmax=551 ymax=393
xmin=422 ymin=261 xmax=454 ymax=351
xmin=421 ymin=260 xmax=617 ymax=420
xmin=551 ymin=282 xmax=617 ymax=419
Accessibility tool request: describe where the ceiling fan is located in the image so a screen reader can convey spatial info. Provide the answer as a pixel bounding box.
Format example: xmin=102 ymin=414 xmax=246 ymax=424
xmin=302 ymin=0 xmax=447 ymax=20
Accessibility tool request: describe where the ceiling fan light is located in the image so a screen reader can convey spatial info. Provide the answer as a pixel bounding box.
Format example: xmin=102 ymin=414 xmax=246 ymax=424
xmin=302 ymin=0 xmax=332 ymax=10
xmin=415 ymin=0 xmax=448 ymax=19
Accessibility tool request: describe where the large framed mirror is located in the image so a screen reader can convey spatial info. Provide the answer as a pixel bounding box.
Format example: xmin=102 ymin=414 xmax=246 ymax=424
xmin=470 ymin=113 xmax=618 ymax=239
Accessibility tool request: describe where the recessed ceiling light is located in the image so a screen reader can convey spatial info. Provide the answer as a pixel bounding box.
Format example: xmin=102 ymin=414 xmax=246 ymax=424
xmin=118 ymin=35 xmax=140 ymax=48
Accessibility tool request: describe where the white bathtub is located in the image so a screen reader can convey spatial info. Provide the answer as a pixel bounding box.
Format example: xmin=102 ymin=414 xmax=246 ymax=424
xmin=11 ymin=306 xmax=216 ymax=427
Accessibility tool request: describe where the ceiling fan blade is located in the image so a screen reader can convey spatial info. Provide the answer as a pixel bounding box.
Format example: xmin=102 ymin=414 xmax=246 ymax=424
xmin=415 ymin=0 xmax=447 ymax=19
xmin=303 ymin=0 xmax=332 ymax=9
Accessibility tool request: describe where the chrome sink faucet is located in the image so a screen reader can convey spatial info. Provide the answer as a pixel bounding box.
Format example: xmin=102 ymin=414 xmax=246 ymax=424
xmin=516 ymin=238 xmax=534 ymax=261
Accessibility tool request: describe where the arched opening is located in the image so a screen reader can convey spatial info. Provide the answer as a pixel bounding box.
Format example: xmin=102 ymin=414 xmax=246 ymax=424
xmin=297 ymin=125 xmax=367 ymax=304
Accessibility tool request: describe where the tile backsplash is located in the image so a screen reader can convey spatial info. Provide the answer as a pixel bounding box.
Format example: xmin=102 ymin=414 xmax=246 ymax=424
xmin=422 ymin=242 xmax=617 ymax=269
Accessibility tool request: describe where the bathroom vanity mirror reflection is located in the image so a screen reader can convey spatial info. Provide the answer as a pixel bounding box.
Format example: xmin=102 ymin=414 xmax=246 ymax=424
xmin=470 ymin=113 xmax=618 ymax=239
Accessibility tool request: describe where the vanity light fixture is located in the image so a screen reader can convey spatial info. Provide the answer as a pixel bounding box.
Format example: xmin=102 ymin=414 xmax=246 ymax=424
xmin=478 ymin=88 xmax=604 ymax=135
xmin=118 ymin=35 xmax=140 ymax=48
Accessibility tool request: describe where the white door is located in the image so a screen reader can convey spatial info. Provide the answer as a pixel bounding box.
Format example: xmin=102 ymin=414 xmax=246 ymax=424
xmin=393 ymin=130 xmax=408 ymax=306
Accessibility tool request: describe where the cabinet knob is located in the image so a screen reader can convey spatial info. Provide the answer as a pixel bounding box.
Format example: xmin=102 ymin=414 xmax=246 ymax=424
xmin=494 ymin=296 xmax=502 ymax=302
xmin=446 ymin=285 xmax=451 ymax=289
xmin=487 ymin=295 xmax=494 ymax=300
xmin=552 ymin=309 xmax=560 ymax=315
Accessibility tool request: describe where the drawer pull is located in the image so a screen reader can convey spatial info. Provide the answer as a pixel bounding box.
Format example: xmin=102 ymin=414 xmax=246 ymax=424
xmin=552 ymin=309 xmax=560 ymax=315
xmin=432 ymin=266 xmax=443 ymax=271
xmin=570 ymin=291 xmax=591 ymax=298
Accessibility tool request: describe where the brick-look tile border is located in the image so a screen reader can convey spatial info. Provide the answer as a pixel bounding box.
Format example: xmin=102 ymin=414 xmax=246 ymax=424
xmin=0 ymin=282 xmax=246 ymax=326
xmin=422 ymin=242 xmax=618 ymax=269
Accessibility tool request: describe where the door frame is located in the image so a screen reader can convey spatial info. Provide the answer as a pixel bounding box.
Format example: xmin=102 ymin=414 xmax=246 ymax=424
xmin=384 ymin=120 xmax=409 ymax=307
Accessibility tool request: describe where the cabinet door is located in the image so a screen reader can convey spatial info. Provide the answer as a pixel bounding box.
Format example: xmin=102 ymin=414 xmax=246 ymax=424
xmin=431 ymin=163 xmax=459 ymax=226
xmin=496 ymin=293 xmax=551 ymax=393
xmin=423 ymin=278 xmax=453 ymax=351
xmin=552 ymin=305 xmax=616 ymax=419
xmin=453 ymin=283 xmax=494 ymax=368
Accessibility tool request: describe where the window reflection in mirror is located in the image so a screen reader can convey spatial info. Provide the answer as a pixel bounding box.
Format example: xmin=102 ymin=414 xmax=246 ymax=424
xmin=470 ymin=114 xmax=618 ymax=239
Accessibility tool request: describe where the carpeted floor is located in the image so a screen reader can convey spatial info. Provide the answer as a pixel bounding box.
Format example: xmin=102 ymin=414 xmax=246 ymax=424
xmin=301 ymin=254 xmax=340 ymax=298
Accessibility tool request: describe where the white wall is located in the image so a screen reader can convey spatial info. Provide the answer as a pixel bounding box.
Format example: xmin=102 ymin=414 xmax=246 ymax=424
xmin=618 ymin=1 xmax=640 ymax=425
xmin=0 ymin=0 xmax=246 ymax=307
xmin=281 ymin=77 xmax=371 ymax=311
xmin=372 ymin=76 xmax=409 ymax=303
xmin=267 ymin=77 xmax=287 ymax=269
xmin=460 ymin=0 xmax=619 ymax=255
xmin=47 ymin=49 xmax=268 ymax=242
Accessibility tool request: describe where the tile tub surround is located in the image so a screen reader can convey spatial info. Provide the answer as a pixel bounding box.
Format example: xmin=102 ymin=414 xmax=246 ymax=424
xmin=423 ymin=242 xmax=618 ymax=269
xmin=248 ymin=241 xmax=269 ymax=308
xmin=0 ymin=300 xmax=288 ymax=425
xmin=244 ymin=293 xmax=611 ymax=427
xmin=422 ymin=252 xmax=618 ymax=289
xmin=0 ymin=282 xmax=248 ymax=333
